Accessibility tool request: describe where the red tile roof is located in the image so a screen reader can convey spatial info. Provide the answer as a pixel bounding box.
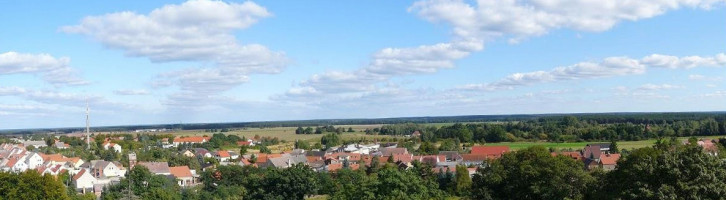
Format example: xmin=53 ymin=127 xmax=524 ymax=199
xmin=73 ymin=169 xmax=87 ymax=180
xmin=599 ymin=153 xmax=621 ymax=165
xmin=169 ymin=166 xmax=193 ymax=178
xmin=174 ymin=136 xmax=211 ymax=143
xmin=217 ymin=151 xmax=230 ymax=158
xmin=461 ymin=154 xmax=490 ymax=162
xmin=237 ymin=141 xmax=251 ymax=146
xmin=470 ymin=146 xmax=510 ymax=158
xmin=551 ymin=151 xmax=583 ymax=160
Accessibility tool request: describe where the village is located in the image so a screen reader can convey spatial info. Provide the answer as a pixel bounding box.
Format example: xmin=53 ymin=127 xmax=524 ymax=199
xmin=1 ymin=128 xmax=721 ymax=199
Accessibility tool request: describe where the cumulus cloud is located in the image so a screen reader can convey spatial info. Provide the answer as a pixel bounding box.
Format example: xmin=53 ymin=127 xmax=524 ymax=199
xmin=279 ymin=0 xmax=722 ymax=105
xmin=459 ymin=53 xmax=723 ymax=91
xmin=0 ymin=52 xmax=89 ymax=86
xmin=114 ymin=89 xmax=150 ymax=95
xmin=62 ymin=0 xmax=287 ymax=94
xmin=641 ymin=53 xmax=726 ymax=69
xmin=409 ymin=0 xmax=725 ymax=41
xmin=637 ymin=84 xmax=684 ymax=91
xmin=0 ymin=86 xmax=130 ymax=109
xmin=701 ymin=91 xmax=726 ymax=97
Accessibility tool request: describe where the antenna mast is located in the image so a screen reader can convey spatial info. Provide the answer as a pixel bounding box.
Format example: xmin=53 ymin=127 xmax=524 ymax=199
xmin=86 ymin=102 xmax=90 ymax=150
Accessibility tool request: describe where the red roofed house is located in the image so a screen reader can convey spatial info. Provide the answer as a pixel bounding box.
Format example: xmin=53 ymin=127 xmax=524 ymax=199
xmin=215 ymin=151 xmax=231 ymax=162
xmin=551 ymin=151 xmax=584 ymax=161
xmin=237 ymin=141 xmax=254 ymax=147
xmin=598 ymin=153 xmax=621 ymax=171
xmin=169 ymin=166 xmax=198 ymax=187
xmin=172 ymin=136 xmax=211 ymax=146
xmin=470 ymin=146 xmax=510 ymax=159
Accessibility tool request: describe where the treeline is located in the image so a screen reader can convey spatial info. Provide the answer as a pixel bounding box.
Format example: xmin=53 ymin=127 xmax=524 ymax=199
xmin=295 ymin=125 xmax=355 ymax=134
xmin=377 ymin=117 xmax=726 ymax=142
xmin=7 ymin=112 xmax=724 ymax=135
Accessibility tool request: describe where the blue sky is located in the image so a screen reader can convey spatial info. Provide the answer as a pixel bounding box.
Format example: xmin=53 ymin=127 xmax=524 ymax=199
xmin=1 ymin=0 xmax=725 ymax=129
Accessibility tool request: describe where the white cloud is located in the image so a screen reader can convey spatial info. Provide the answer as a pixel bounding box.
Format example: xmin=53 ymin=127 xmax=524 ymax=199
xmin=637 ymin=84 xmax=684 ymax=91
xmin=642 ymin=53 xmax=726 ymax=69
xmin=460 ymin=53 xmax=723 ymax=91
xmin=410 ymin=0 xmax=725 ymax=41
xmin=701 ymin=91 xmax=726 ymax=97
xmin=460 ymin=56 xmax=645 ymax=90
xmin=114 ymin=89 xmax=150 ymax=95
xmin=0 ymin=52 xmax=89 ymax=86
xmin=62 ymin=0 xmax=287 ymax=94
xmin=688 ymin=74 xmax=723 ymax=81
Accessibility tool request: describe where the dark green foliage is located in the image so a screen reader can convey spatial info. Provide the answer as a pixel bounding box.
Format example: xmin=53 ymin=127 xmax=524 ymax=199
xmin=600 ymin=145 xmax=726 ymax=200
xmin=471 ymin=146 xmax=595 ymax=200
xmin=0 ymin=170 xmax=69 ymax=200
xmin=321 ymin=133 xmax=341 ymax=148
xmin=331 ymin=167 xmax=443 ymax=200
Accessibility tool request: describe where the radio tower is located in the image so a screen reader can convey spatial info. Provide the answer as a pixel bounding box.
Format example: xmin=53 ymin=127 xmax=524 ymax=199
xmin=86 ymin=102 xmax=90 ymax=150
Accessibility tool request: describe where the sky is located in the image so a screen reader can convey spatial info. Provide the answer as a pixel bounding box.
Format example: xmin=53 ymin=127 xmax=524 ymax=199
xmin=1 ymin=0 xmax=725 ymax=129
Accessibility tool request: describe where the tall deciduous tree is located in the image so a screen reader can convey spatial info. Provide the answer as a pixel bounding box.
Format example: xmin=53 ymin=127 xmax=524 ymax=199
xmin=471 ymin=146 xmax=595 ymax=200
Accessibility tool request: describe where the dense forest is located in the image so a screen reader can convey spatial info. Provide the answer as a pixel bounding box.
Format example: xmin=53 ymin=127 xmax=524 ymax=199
xmin=375 ymin=116 xmax=726 ymax=143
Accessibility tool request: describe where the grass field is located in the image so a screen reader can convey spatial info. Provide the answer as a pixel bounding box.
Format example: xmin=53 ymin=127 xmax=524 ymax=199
xmin=495 ymin=135 xmax=726 ymax=151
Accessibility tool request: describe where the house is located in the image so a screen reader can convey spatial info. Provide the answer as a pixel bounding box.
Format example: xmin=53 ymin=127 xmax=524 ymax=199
xmin=265 ymin=155 xmax=308 ymax=168
xmin=438 ymin=151 xmax=463 ymax=162
xmin=102 ymin=141 xmax=122 ymax=153
xmin=180 ymin=150 xmax=195 ymax=157
xmin=586 ymin=143 xmax=611 ymax=153
xmin=410 ymin=131 xmax=421 ymax=138
xmin=461 ymin=154 xmax=489 ymax=166
xmin=237 ymin=141 xmax=254 ymax=147
xmin=551 ymin=151 xmax=584 ymax=161
xmin=169 ymin=166 xmax=198 ymax=187
xmin=173 ymin=136 xmax=211 ymax=146
xmin=583 ymin=145 xmax=602 ymax=161
xmin=22 ymin=140 xmax=47 ymax=148
xmin=85 ymin=160 xmax=126 ymax=178
xmin=470 ymin=146 xmax=510 ymax=159
xmin=599 ymin=153 xmax=621 ymax=171
xmin=73 ymin=169 xmax=97 ymax=193
xmin=379 ymin=147 xmax=409 ymax=156
xmin=5 ymin=157 xmax=28 ymax=172
xmin=696 ymin=139 xmax=719 ymax=156
xmin=23 ymin=152 xmax=45 ymax=169
xmin=215 ymin=151 xmax=231 ymax=162
xmin=137 ymin=162 xmax=171 ymax=175
xmin=54 ymin=141 xmax=70 ymax=149
xmin=193 ymin=148 xmax=213 ymax=158
xmin=413 ymin=155 xmax=446 ymax=166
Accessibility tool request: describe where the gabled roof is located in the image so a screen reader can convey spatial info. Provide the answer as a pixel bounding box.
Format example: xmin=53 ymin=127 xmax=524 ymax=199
xmin=73 ymin=169 xmax=87 ymax=180
xmin=461 ymin=154 xmax=490 ymax=162
xmin=470 ymin=146 xmax=510 ymax=158
xmin=169 ymin=166 xmax=193 ymax=178
xmin=551 ymin=151 xmax=584 ymax=160
xmin=216 ymin=151 xmax=231 ymax=158
xmin=137 ymin=162 xmax=171 ymax=174
xmin=380 ymin=147 xmax=408 ymax=156
xmin=5 ymin=157 xmax=19 ymax=167
xmin=599 ymin=153 xmax=621 ymax=165
xmin=174 ymin=136 xmax=211 ymax=143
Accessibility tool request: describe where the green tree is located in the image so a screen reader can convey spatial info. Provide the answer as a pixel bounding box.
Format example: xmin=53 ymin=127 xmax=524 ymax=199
xmin=418 ymin=141 xmax=438 ymax=155
xmin=471 ymin=146 xmax=594 ymax=200
xmin=320 ymin=133 xmax=341 ymax=148
xmin=601 ymin=145 xmax=726 ymax=200
xmin=0 ymin=170 xmax=70 ymax=200
xmin=239 ymin=145 xmax=248 ymax=155
xmin=609 ymin=140 xmax=619 ymax=153
xmin=295 ymin=140 xmax=311 ymax=150
xmin=454 ymin=165 xmax=472 ymax=196
xmin=258 ymin=145 xmax=272 ymax=154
